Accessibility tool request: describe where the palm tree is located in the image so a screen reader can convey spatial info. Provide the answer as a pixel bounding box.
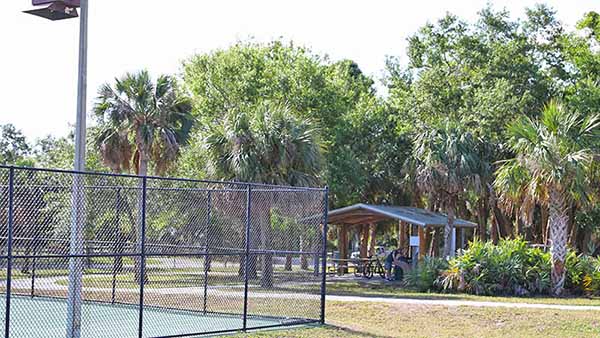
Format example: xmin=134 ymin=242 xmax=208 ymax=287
xmin=495 ymin=101 xmax=600 ymax=295
xmin=204 ymin=102 xmax=323 ymax=288
xmin=411 ymin=121 xmax=482 ymax=258
xmin=94 ymin=70 xmax=194 ymax=283
xmin=94 ymin=70 xmax=194 ymax=177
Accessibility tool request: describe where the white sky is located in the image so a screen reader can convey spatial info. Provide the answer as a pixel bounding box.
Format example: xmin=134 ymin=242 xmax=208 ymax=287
xmin=0 ymin=0 xmax=597 ymax=141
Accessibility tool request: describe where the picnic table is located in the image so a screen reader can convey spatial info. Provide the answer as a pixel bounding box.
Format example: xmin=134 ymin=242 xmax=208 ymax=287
xmin=328 ymin=257 xmax=383 ymax=277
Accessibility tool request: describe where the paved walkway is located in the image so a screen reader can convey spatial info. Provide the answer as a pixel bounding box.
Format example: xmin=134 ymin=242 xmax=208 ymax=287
xmin=327 ymin=294 xmax=600 ymax=311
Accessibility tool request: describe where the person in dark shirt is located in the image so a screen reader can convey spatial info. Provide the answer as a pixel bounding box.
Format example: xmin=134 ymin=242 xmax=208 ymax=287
xmin=384 ymin=248 xmax=402 ymax=281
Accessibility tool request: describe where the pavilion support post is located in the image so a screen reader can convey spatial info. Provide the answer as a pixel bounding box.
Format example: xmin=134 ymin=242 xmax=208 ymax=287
xmin=418 ymin=226 xmax=426 ymax=261
xmin=338 ymin=226 xmax=348 ymax=274
xmin=368 ymin=223 xmax=377 ymax=257
xmin=359 ymin=225 xmax=369 ymax=259
xmin=450 ymin=227 xmax=456 ymax=257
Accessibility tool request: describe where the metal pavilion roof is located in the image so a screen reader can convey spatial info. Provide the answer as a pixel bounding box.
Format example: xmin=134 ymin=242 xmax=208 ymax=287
xmin=327 ymin=203 xmax=477 ymax=228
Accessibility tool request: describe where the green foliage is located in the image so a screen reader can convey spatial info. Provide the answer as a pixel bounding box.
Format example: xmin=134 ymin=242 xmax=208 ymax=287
xmin=203 ymin=102 xmax=323 ymax=186
xmin=495 ymin=101 xmax=600 ymax=213
xmin=387 ymin=6 xmax=554 ymax=146
xmin=0 ymin=124 xmax=31 ymax=165
xmin=406 ymin=239 xmax=600 ymax=297
xmin=404 ymin=257 xmax=448 ymax=292
xmin=181 ymin=40 xmax=403 ymax=205
xmin=565 ymin=252 xmax=600 ymax=296
xmin=183 ymin=41 xmax=372 ymax=132
xmin=329 ymin=96 xmax=411 ymax=206
xmin=33 ymin=132 xmax=105 ymax=171
xmin=94 ymin=70 xmax=194 ymax=175
xmin=577 ymin=11 xmax=600 ymax=42
xmin=439 ymin=239 xmax=551 ymax=296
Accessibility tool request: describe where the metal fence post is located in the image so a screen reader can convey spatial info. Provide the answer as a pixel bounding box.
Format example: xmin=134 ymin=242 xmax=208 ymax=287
xmin=320 ymin=186 xmax=329 ymax=325
xmin=111 ymin=188 xmax=121 ymax=305
xmin=4 ymin=168 xmax=15 ymax=338
xmin=31 ymin=248 xmax=37 ymax=297
xmin=137 ymin=177 xmax=148 ymax=338
xmin=202 ymin=191 xmax=211 ymax=314
xmin=242 ymin=185 xmax=252 ymax=331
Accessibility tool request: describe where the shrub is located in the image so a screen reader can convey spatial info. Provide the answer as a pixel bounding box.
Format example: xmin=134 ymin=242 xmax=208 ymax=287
xmin=431 ymin=238 xmax=552 ymax=296
xmin=565 ymin=252 xmax=600 ymax=296
xmin=404 ymin=257 xmax=448 ymax=292
xmin=404 ymin=238 xmax=600 ymax=297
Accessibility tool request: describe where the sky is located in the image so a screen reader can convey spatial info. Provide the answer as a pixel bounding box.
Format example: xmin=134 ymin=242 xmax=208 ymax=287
xmin=0 ymin=0 xmax=597 ymax=141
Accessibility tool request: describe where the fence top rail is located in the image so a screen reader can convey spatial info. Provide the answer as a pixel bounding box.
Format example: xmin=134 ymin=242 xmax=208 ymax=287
xmin=0 ymin=184 xmax=319 ymax=194
xmin=0 ymin=165 xmax=326 ymax=192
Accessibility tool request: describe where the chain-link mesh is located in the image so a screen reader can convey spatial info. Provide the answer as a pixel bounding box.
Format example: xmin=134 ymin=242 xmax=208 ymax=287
xmin=0 ymin=166 xmax=327 ymax=338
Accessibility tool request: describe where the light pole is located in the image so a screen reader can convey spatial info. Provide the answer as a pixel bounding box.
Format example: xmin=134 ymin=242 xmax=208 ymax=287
xmin=25 ymin=1 xmax=88 ymax=338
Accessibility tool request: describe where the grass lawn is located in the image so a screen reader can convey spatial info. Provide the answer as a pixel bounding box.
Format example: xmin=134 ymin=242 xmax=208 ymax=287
xmin=226 ymin=301 xmax=600 ymax=338
xmin=326 ymin=281 xmax=600 ymax=306
xmin=54 ymin=271 xmax=242 ymax=289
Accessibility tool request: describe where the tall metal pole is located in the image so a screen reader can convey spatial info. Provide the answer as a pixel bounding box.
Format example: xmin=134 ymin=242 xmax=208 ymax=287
xmin=137 ymin=177 xmax=148 ymax=338
xmin=4 ymin=168 xmax=15 ymax=338
xmin=66 ymin=1 xmax=88 ymax=337
xmin=203 ymin=191 xmax=212 ymax=314
xmin=320 ymin=187 xmax=329 ymax=325
xmin=242 ymin=185 xmax=252 ymax=331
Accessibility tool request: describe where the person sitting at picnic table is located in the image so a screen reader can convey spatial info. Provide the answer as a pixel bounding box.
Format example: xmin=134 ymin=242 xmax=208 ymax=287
xmin=384 ymin=248 xmax=403 ymax=281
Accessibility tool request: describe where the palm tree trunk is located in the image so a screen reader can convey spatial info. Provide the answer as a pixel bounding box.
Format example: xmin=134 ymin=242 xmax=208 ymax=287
xmin=359 ymin=225 xmax=369 ymax=259
xmin=477 ymin=198 xmax=488 ymax=242
xmin=549 ymin=187 xmax=569 ymax=296
xmin=368 ymin=224 xmax=377 ymax=257
xmin=284 ymin=256 xmax=293 ymax=271
xmin=541 ymin=205 xmax=549 ymax=246
xmin=260 ymin=209 xmax=274 ymax=288
xmin=300 ymin=236 xmax=309 ymax=270
xmin=568 ymin=205 xmax=578 ymax=250
xmin=490 ymin=216 xmax=499 ymax=244
xmin=443 ymin=197 xmax=456 ymax=258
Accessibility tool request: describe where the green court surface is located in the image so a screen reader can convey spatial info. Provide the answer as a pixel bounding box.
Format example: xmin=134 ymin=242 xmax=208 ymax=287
xmin=1 ymin=296 xmax=281 ymax=337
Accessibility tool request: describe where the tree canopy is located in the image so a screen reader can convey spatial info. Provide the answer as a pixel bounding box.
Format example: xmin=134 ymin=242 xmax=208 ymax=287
xmin=4 ymin=5 xmax=600 ymax=262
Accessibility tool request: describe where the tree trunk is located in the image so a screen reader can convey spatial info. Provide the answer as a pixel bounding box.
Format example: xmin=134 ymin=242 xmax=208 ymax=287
xmin=284 ymin=255 xmax=293 ymax=271
xmin=359 ymin=225 xmax=368 ymax=259
xmin=477 ymin=198 xmax=489 ymax=243
xmin=489 ymin=186 xmax=510 ymax=240
xmin=300 ymin=236 xmax=309 ymax=270
xmin=490 ymin=216 xmax=499 ymax=244
xmin=399 ymin=221 xmax=409 ymax=256
xmin=443 ymin=198 xmax=456 ymax=258
xmin=260 ymin=207 xmax=273 ymax=288
xmin=549 ymin=187 xmax=569 ymax=296
xmin=368 ymin=224 xmax=377 ymax=257
xmin=338 ymin=226 xmax=348 ymax=274
xmin=541 ymin=205 xmax=550 ymax=246
xmin=568 ymin=205 xmax=578 ymax=250
xmin=418 ymin=226 xmax=426 ymax=260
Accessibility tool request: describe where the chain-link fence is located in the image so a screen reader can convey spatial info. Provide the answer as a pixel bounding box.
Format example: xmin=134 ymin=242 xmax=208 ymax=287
xmin=0 ymin=166 xmax=328 ymax=338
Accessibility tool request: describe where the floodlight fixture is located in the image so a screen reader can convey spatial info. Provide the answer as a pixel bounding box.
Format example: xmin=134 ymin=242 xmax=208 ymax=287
xmin=24 ymin=0 xmax=81 ymax=21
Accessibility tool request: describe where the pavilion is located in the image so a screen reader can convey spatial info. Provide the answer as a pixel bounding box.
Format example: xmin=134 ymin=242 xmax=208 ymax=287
xmin=328 ymin=203 xmax=477 ymax=273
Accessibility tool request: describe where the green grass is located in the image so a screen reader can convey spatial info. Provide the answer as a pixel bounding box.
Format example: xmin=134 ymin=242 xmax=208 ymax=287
xmin=224 ymin=301 xmax=600 ymax=338
xmin=89 ymin=257 xmax=160 ymax=265
xmin=326 ymin=281 xmax=600 ymax=306
xmin=54 ymin=272 xmax=243 ymax=289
